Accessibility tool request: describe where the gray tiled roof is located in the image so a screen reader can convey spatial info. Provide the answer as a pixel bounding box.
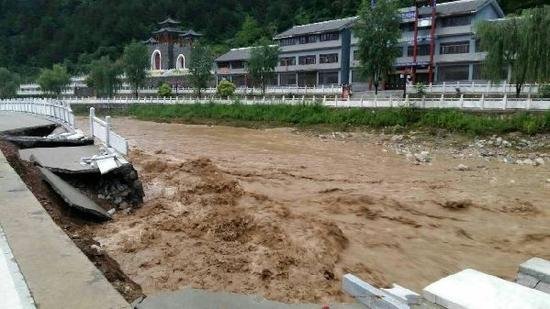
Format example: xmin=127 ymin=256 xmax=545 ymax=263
xmin=274 ymin=0 xmax=502 ymax=39
xmin=152 ymin=27 xmax=186 ymax=34
xmin=143 ymin=37 xmax=158 ymax=44
xmin=180 ymin=30 xmax=203 ymax=37
xmin=215 ymin=47 xmax=253 ymax=62
xmin=420 ymin=0 xmax=502 ymax=16
xmin=273 ymin=16 xmax=358 ymax=39
xmin=158 ymin=17 xmax=181 ymax=25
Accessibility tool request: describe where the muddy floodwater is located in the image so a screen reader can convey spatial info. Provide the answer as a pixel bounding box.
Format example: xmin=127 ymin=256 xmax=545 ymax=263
xmin=78 ymin=117 xmax=550 ymax=303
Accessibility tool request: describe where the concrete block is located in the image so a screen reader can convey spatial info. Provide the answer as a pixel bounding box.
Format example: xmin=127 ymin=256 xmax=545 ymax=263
xmin=516 ymin=272 xmax=541 ymax=289
xmin=519 ymin=258 xmax=550 ymax=283
xmin=423 ymin=269 xmax=550 ymax=309
xmin=535 ymin=281 xmax=550 ymax=294
xmin=342 ymin=274 xmax=409 ymax=309
xmin=382 ymin=284 xmax=421 ymax=305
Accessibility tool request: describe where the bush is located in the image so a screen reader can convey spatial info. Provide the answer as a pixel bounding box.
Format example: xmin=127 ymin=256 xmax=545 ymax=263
xmin=217 ymin=79 xmax=236 ymax=98
xmin=539 ymin=84 xmax=550 ymax=98
xmin=414 ymin=83 xmax=427 ymax=96
xmin=158 ymin=83 xmax=173 ymax=97
xmin=37 ymin=64 xmax=70 ymax=96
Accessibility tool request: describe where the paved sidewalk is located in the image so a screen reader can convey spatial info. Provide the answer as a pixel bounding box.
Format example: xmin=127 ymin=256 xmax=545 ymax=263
xmin=0 ymin=112 xmax=56 ymax=134
xmin=0 ymin=151 xmax=130 ymax=309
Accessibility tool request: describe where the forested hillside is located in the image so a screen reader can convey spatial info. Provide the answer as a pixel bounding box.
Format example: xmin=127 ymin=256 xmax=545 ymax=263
xmin=0 ymin=0 xmax=544 ymax=79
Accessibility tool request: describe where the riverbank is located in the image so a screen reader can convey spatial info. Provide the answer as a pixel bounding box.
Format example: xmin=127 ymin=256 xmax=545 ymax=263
xmin=71 ymin=103 xmax=550 ymax=136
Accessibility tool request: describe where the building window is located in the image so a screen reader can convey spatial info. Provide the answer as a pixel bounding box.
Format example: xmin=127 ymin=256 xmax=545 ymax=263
xmin=280 ymin=57 xmax=296 ymax=66
xmin=400 ymin=22 xmax=415 ymax=32
xmin=440 ymin=15 xmax=471 ymax=27
xmin=176 ymin=54 xmax=186 ymax=70
xmin=280 ymin=73 xmax=297 ymax=86
xmin=472 ymin=63 xmax=483 ymax=80
xmin=319 ymin=71 xmax=339 ymax=85
xmin=319 ymin=53 xmax=338 ymax=64
xmin=394 ymin=46 xmax=403 ymax=57
xmin=217 ymin=62 xmax=230 ymax=69
xmin=438 ymin=65 xmax=470 ymax=82
xmin=440 ymin=41 xmax=470 ymax=54
xmin=232 ymin=75 xmax=248 ymax=87
xmin=407 ymin=44 xmax=430 ymax=56
xmin=475 ymin=39 xmax=483 ymax=52
xmin=280 ymin=38 xmax=296 ymax=46
xmin=299 ymin=55 xmax=316 ymax=65
xmin=231 ymin=61 xmax=245 ymax=69
xmin=353 ymin=50 xmax=359 ymax=60
xmin=151 ymin=50 xmax=162 ymax=70
xmin=320 ymin=32 xmax=339 ymax=41
xmin=298 ymin=35 xmax=317 ymax=44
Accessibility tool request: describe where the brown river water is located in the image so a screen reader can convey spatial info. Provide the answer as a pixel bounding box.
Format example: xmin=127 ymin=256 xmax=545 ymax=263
xmin=77 ymin=117 xmax=550 ymax=303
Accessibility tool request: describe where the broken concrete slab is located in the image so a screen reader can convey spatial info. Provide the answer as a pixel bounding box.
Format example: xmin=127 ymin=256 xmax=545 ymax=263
xmin=382 ymin=284 xmax=421 ymax=306
xmin=19 ymin=145 xmax=100 ymax=174
xmin=37 ymin=166 xmax=111 ymax=220
xmin=135 ymin=288 xmax=363 ymax=309
xmin=342 ymin=274 xmax=409 ymax=309
xmin=519 ymin=258 xmax=550 ymax=283
xmin=0 ymin=112 xmax=57 ymax=136
xmin=517 ymin=272 xmax=543 ymax=289
xmin=423 ymin=269 xmax=550 ymax=309
xmin=3 ymin=135 xmax=94 ymax=149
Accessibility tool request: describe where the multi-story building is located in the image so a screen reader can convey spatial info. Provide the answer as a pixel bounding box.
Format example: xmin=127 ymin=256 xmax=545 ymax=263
xmin=214 ymin=0 xmax=504 ymax=90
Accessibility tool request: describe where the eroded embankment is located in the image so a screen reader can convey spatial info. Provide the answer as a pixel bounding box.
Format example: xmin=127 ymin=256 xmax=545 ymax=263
xmin=0 ymin=140 xmax=144 ymax=303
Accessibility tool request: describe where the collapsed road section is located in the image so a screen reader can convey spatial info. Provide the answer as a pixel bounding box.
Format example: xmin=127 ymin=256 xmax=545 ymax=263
xmin=0 ymin=102 xmax=145 ymax=306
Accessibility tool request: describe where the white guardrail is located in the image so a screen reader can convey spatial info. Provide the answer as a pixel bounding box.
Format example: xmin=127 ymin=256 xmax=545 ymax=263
xmin=407 ymin=82 xmax=541 ymax=95
xmin=89 ymin=107 xmax=129 ymax=156
xmin=65 ymin=94 xmax=550 ymax=111
xmin=0 ymin=98 xmax=129 ymax=156
xmin=0 ymin=98 xmax=75 ymax=129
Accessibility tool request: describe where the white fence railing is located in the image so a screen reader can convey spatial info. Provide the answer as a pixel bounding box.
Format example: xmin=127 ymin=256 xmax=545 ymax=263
xmin=0 ymin=98 xmax=75 ymax=129
xmin=89 ymin=108 xmax=128 ymax=155
xmin=407 ymin=82 xmax=541 ymax=95
xmin=65 ymin=94 xmax=550 ymax=111
xmin=18 ymin=84 xmax=342 ymax=97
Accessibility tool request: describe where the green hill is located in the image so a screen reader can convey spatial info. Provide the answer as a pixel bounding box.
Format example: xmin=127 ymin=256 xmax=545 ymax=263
xmin=0 ymin=0 xmax=544 ymax=79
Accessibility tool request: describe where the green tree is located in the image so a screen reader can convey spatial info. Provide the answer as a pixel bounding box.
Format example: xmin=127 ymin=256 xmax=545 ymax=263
xmin=354 ymin=0 xmax=401 ymax=94
xmin=189 ymin=43 xmax=213 ymax=98
xmin=477 ymin=6 xmax=550 ymax=97
xmin=217 ymin=79 xmax=236 ymax=98
xmin=122 ymin=42 xmax=149 ymax=98
xmin=37 ymin=64 xmax=70 ymax=96
xmin=234 ymin=16 xmax=264 ymax=46
xmin=248 ymin=40 xmax=279 ymax=95
xmin=86 ymin=56 xmax=122 ymax=98
xmin=0 ymin=68 xmax=20 ymax=98
xmin=158 ymin=83 xmax=173 ymax=97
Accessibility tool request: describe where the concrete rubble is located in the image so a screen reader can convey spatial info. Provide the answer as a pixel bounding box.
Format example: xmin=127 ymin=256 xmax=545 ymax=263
xmin=517 ymin=258 xmax=550 ymax=294
xmin=37 ymin=166 xmax=111 ymax=220
xmin=2 ymin=129 xmax=93 ymax=149
xmin=19 ymin=145 xmax=144 ymax=209
xmin=342 ymin=257 xmax=550 ymax=309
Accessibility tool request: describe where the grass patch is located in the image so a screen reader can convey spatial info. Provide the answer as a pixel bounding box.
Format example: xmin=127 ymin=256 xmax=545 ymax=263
xmin=79 ymin=102 xmax=550 ymax=135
